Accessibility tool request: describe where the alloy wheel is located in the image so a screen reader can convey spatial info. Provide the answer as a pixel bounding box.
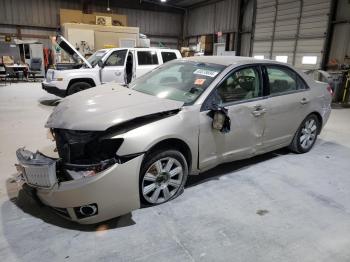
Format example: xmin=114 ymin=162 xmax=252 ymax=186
xmin=300 ymin=118 xmax=317 ymax=150
xmin=141 ymin=157 xmax=183 ymax=204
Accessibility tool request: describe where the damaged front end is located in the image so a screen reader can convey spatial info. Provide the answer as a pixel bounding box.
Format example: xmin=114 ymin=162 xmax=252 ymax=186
xmin=53 ymin=129 xmax=124 ymax=181
xmin=15 ymin=127 xmax=143 ymax=223
xmin=16 ymin=109 xmax=180 ymax=187
xmin=14 ymin=109 xmax=181 ymax=223
xmin=16 ymin=129 xmax=124 ymax=187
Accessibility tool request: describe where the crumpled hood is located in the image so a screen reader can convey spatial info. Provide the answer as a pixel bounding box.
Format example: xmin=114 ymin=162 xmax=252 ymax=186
xmin=46 ymin=84 xmax=184 ymax=131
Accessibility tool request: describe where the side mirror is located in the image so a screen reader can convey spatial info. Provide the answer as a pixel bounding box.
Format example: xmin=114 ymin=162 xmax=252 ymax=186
xmin=97 ymin=60 xmax=104 ymax=68
xmin=207 ymin=106 xmax=231 ymax=133
xmin=212 ymin=111 xmax=226 ymax=131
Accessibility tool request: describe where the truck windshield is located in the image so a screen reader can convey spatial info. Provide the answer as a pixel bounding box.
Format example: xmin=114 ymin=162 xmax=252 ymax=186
xmin=130 ymin=60 xmax=225 ymax=104
xmin=87 ymin=50 xmax=108 ymax=67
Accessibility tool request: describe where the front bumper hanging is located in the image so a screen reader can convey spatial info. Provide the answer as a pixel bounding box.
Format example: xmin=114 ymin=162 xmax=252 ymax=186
xmin=15 ymin=147 xmax=143 ymax=224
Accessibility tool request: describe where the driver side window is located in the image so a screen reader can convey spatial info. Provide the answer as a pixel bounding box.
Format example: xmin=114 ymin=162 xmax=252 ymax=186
xmin=105 ymin=50 xmax=127 ymax=66
xmin=214 ymin=67 xmax=262 ymax=105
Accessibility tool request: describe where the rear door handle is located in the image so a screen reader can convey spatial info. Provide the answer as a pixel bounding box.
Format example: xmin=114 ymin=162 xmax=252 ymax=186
xmin=300 ymin=98 xmax=310 ymax=104
xmin=252 ymin=105 xmax=266 ymax=117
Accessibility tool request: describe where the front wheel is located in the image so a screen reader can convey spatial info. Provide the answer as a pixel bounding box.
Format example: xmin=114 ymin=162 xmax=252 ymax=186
xmin=289 ymin=114 xmax=319 ymax=153
xmin=67 ymin=82 xmax=92 ymax=95
xmin=140 ymin=150 xmax=188 ymax=205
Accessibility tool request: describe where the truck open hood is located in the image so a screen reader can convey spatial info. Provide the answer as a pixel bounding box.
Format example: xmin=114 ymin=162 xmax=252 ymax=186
xmin=45 ymin=84 xmax=184 ymax=131
xmin=56 ymin=35 xmax=92 ymax=68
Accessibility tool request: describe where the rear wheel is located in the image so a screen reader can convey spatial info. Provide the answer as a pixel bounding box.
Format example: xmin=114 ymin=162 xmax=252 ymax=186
xmin=140 ymin=150 xmax=188 ymax=205
xmin=67 ymin=82 xmax=92 ymax=95
xmin=289 ymin=114 xmax=319 ymax=153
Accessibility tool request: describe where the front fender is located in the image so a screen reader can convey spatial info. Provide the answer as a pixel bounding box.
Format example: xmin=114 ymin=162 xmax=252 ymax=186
xmin=115 ymin=107 xmax=200 ymax=173
xmin=64 ymin=68 xmax=100 ymax=86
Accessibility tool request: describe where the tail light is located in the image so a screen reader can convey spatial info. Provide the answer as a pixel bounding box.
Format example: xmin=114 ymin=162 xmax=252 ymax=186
xmin=327 ymin=84 xmax=334 ymax=96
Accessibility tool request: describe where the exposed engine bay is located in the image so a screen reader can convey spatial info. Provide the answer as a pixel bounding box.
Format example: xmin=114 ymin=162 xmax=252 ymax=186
xmin=50 ymin=109 xmax=180 ymax=181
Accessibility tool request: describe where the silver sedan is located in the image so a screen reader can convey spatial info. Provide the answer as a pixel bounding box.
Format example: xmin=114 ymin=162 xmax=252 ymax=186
xmin=16 ymin=56 xmax=332 ymax=224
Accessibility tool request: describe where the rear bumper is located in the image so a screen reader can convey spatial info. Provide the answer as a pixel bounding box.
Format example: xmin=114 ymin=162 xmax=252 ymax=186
xmin=42 ymin=83 xmax=66 ymax=97
xmin=16 ymin=148 xmax=143 ymax=224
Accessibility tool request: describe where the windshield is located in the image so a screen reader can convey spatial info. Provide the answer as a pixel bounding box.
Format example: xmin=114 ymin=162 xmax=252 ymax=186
xmin=130 ymin=61 xmax=225 ymax=104
xmin=87 ymin=50 xmax=108 ymax=67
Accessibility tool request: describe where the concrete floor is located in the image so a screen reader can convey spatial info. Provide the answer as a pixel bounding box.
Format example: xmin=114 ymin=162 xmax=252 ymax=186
xmin=1 ymin=83 xmax=350 ymax=262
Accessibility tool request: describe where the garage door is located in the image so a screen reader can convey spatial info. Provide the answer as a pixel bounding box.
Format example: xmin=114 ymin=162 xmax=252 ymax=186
xmin=252 ymin=0 xmax=331 ymax=70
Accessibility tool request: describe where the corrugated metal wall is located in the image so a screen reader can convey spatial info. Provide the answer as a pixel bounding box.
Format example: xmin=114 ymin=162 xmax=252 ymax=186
xmin=186 ymin=0 xmax=240 ymax=37
xmin=0 ymin=0 xmax=182 ymax=48
xmin=0 ymin=0 xmax=80 ymax=28
xmin=329 ymin=0 xmax=350 ymax=64
xmin=118 ymin=8 xmax=182 ymax=37
xmin=252 ymin=0 xmax=331 ymax=69
xmin=117 ymin=8 xmax=182 ymax=48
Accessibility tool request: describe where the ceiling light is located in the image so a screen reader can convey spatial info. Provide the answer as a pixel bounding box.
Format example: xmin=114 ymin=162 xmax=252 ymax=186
xmin=161 ymin=0 xmax=167 ymax=2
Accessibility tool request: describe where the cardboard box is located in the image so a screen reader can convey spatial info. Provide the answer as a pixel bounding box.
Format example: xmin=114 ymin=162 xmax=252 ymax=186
xmin=200 ymin=35 xmax=213 ymax=53
xmin=62 ymin=23 xmax=139 ymax=51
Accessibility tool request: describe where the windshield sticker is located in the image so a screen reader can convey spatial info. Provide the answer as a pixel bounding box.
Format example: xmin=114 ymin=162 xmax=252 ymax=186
xmin=194 ymin=78 xmax=206 ymax=85
xmin=193 ymin=69 xmax=219 ymax=78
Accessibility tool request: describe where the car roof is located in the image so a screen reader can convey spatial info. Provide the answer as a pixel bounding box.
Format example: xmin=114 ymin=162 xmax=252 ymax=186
xmin=183 ymin=56 xmax=287 ymax=67
xmin=99 ymin=47 xmax=179 ymax=52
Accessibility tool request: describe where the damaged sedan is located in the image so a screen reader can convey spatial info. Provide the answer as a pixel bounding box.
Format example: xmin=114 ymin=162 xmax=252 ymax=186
xmin=16 ymin=56 xmax=332 ymax=224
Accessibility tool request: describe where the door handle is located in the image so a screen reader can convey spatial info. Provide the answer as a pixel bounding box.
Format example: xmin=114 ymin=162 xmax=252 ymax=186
xmin=252 ymin=105 xmax=266 ymax=117
xmin=300 ymin=97 xmax=310 ymax=104
xmin=115 ymin=72 xmax=121 ymax=76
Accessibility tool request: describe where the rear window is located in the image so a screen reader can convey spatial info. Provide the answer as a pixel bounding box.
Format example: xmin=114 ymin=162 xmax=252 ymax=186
xmin=266 ymin=66 xmax=297 ymax=95
xmin=266 ymin=66 xmax=308 ymax=95
xmin=161 ymin=52 xmax=177 ymax=63
xmin=137 ymin=51 xmax=159 ymax=65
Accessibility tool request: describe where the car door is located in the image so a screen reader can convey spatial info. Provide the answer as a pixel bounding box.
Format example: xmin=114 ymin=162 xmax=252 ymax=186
xmin=136 ymin=50 xmax=159 ymax=78
xmin=101 ymin=49 xmax=127 ymax=83
xmin=198 ymin=65 xmax=267 ymax=170
xmin=260 ymin=65 xmax=312 ymax=150
xmin=124 ymin=49 xmax=136 ymax=84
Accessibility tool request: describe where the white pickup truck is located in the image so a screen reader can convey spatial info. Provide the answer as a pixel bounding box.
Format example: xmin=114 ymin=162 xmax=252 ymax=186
xmin=42 ymin=36 xmax=181 ymax=97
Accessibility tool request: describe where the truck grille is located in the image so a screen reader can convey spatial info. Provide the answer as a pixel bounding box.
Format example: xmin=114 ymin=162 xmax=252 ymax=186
xmin=16 ymin=148 xmax=58 ymax=188
xmin=22 ymin=164 xmax=57 ymax=188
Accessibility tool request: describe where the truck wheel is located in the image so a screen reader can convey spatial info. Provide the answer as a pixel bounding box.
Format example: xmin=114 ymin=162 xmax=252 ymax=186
xmin=140 ymin=150 xmax=188 ymax=205
xmin=67 ymin=82 xmax=92 ymax=95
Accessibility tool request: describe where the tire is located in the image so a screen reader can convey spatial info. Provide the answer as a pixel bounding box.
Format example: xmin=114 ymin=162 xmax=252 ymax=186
xmin=67 ymin=82 xmax=92 ymax=96
xmin=289 ymin=114 xmax=320 ymax=154
xmin=140 ymin=150 xmax=188 ymax=205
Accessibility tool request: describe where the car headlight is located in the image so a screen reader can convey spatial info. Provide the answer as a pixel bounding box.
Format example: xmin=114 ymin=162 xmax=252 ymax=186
xmin=51 ymin=71 xmax=63 ymax=81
